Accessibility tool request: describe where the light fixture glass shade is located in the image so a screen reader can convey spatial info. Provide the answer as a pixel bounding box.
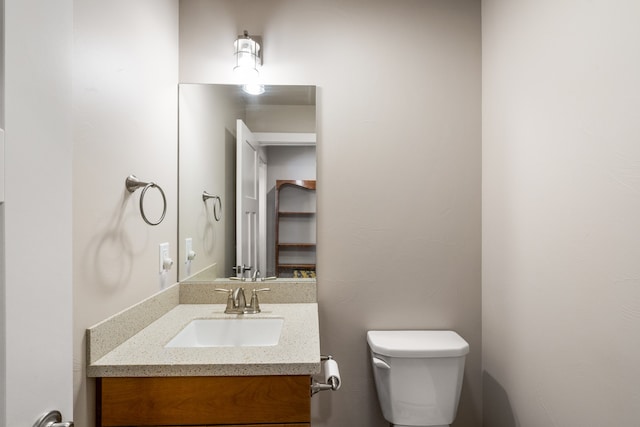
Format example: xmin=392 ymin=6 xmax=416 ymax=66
xmin=242 ymin=84 xmax=265 ymax=95
xmin=233 ymin=34 xmax=261 ymax=79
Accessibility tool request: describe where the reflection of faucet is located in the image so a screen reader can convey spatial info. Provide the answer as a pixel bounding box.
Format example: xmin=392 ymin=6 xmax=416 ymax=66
xmin=232 ymin=264 xmax=252 ymax=281
xmin=229 ymin=266 xmax=277 ymax=282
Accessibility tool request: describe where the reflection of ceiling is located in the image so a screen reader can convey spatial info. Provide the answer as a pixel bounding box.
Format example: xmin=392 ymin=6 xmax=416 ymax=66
xmin=237 ymin=85 xmax=316 ymax=106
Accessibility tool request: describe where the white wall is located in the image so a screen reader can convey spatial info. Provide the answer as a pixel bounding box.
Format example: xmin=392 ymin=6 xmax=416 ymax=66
xmin=246 ymin=104 xmax=316 ymax=133
xmin=3 ymin=0 xmax=73 ymax=424
xmin=483 ymin=0 xmax=640 ymax=425
xmin=180 ymin=1 xmax=482 ymax=425
xmin=72 ymin=1 xmax=179 ymax=425
xmin=266 ymin=146 xmax=316 ymax=191
xmin=0 ymin=3 xmax=5 ymax=421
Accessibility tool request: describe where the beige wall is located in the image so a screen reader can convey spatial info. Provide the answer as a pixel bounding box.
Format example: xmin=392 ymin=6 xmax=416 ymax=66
xmin=482 ymin=0 xmax=640 ymax=425
xmin=54 ymin=0 xmax=640 ymax=424
xmin=178 ymin=84 xmax=241 ymax=280
xmin=180 ymin=1 xmax=482 ymax=426
xmin=72 ymin=1 xmax=179 ymax=425
xmin=69 ymin=0 xmax=481 ymax=425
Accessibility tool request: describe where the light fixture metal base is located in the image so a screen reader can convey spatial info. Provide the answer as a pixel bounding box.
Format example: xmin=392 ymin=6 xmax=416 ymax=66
xmin=236 ymin=32 xmax=263 ymax=65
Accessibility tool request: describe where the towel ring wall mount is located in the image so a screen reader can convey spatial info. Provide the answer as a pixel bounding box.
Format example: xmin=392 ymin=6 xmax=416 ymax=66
xmin=202 ymin=191 xmax=222 ymax=222
xmin=126 ymin=175 xmax=167 ymax=226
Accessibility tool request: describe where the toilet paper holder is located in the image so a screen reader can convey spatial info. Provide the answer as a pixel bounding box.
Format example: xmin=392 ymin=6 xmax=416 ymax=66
xmin=311 ymin=355 xmax=341 ymax=396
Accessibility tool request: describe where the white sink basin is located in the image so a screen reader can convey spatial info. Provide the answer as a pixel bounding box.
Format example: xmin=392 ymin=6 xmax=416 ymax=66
xmin=165 ymin=318 xmax=284 ymax=348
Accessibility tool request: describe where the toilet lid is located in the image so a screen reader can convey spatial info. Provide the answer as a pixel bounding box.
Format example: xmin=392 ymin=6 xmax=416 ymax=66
xmin=367 ymin=330 xmax=469 ymax=358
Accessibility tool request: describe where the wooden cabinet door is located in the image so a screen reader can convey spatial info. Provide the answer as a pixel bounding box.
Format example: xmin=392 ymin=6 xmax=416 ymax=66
xmin=97 ymin=376 xmax=311 ymax=427
xmin=215 ymin=425 xmax=310 ymax=427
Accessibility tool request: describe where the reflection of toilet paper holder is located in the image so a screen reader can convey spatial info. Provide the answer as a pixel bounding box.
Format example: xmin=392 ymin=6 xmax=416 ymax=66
xmin=311 ymin=355 xmax=341 ymax=396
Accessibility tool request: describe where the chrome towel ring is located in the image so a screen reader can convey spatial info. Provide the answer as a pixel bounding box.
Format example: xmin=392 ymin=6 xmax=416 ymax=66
xmin=202 ymin=191 xmax=222 ymax=222
xmin=125 ymin=175 xmax=167 ymax=226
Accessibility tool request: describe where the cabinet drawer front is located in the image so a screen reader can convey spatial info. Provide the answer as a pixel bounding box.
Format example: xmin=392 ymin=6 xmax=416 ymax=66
xmin=98 ymin=376 xmax=310 ymax=426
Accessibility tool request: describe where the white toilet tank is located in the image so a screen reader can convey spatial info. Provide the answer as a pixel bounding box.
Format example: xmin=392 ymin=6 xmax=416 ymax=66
xmin=367 ymin=330 xmax=469 ymax=427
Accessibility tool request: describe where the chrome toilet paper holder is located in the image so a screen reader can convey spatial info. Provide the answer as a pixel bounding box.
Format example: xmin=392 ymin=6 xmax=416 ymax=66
xmin=311 ymin=355 xmax=341 ymax=396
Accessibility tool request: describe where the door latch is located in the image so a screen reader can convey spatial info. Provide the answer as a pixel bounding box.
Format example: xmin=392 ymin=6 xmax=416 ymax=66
xmin=33 ymin=410 xmax=73 ymax=427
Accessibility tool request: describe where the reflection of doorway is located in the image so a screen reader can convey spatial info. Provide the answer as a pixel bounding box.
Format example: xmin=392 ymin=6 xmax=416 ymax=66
xmin=237 ymin=120 xmax=316 ymax=278
xmin=265 ymin=146 xmax=316 ymax=276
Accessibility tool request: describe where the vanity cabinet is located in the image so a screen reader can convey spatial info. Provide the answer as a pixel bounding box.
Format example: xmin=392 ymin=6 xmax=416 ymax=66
xmin=96 ymin=375 xmax=311 ymax=427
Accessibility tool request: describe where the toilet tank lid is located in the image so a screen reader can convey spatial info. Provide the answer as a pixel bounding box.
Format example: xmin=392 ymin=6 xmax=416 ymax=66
xmin=367 ymin=330 xmax=469 ymax=358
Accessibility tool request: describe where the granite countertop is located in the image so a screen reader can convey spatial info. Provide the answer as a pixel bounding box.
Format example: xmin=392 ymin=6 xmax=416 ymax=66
xmin=87 ymin=301 xmax=321 ymax=377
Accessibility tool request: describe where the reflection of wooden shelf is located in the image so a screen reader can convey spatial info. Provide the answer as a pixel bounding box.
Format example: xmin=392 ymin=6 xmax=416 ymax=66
xmin=278 ymin=212 xmax=315 ymax=216
xmin=278 ymin=264 xmax=317 ymax=269
xmin=278 ymin=243 xmax=316 ymax=248
xmin=275 ymin=180 xmax=316 ymax=277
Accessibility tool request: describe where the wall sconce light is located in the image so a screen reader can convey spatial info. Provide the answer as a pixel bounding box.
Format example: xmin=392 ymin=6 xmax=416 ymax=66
xmin=242 ymin=83 xmax=265 ymax=95
xmin=233 ymin=30 xmax=262 ymax=80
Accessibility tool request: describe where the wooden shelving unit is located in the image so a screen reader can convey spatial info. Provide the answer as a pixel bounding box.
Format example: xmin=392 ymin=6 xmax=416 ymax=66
xmin=275 ymin=180 xmax=316 ymax=277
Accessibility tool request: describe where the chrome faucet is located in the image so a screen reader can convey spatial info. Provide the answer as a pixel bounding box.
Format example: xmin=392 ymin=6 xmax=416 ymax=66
xmin=214 ymin=287 xmax=245 ymax=314
xmin=251 ymin=269 xmax=261 ymax=282
xmin=232 ymin=287 xmax=247 ymax=310
xmin=214 ymin=287 xmax=270 ymax=314
xmin=246 ymin=288 xmax=270 ymax=313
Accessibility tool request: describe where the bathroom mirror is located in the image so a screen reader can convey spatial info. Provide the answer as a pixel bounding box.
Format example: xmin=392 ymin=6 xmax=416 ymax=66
xmin=178 ymin=84 xmax=317 ymax=282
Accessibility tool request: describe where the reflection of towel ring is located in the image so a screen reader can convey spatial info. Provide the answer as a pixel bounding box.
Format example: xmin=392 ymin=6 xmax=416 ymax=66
xmin=126 ymin=175 xmax=167 ymax=226
xmin=202 ymin=191 xmax=222 ymax=222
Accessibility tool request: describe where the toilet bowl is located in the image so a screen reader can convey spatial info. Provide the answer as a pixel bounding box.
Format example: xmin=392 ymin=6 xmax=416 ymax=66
xmin=367 ymin=330 xmax=469 ymax=427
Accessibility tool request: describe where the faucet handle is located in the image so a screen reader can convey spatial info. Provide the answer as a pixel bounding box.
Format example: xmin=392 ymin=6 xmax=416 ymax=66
xmin=247 ymin=288 xmax=270 ymax=313
xmin=214 ymin=288 xmax=234 ymax=311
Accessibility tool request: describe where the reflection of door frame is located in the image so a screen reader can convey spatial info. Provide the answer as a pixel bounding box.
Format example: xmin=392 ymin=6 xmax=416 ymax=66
xmin=236 ymin=120 xmax=259 ymax=276
xmin=254 ymin=132 xmax=316 ymax=146
xmin=258 ymin=157 xmax=267 ymax=277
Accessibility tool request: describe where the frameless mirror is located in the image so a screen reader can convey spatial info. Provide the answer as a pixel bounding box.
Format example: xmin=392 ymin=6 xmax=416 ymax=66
xmin=178 ymin=84 xmax=316 ymax=282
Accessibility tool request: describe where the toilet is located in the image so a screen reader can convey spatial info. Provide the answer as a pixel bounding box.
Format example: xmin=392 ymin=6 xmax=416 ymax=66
xmin=367 ymin=330 xmax=469 ymax=427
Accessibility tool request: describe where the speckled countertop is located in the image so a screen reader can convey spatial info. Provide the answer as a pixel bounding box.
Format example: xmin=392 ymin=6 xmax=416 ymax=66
xmin=86 ymin=281 xmax=320 ymax=377
xmin=87 ymin=303 xmax=320 ymax=377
